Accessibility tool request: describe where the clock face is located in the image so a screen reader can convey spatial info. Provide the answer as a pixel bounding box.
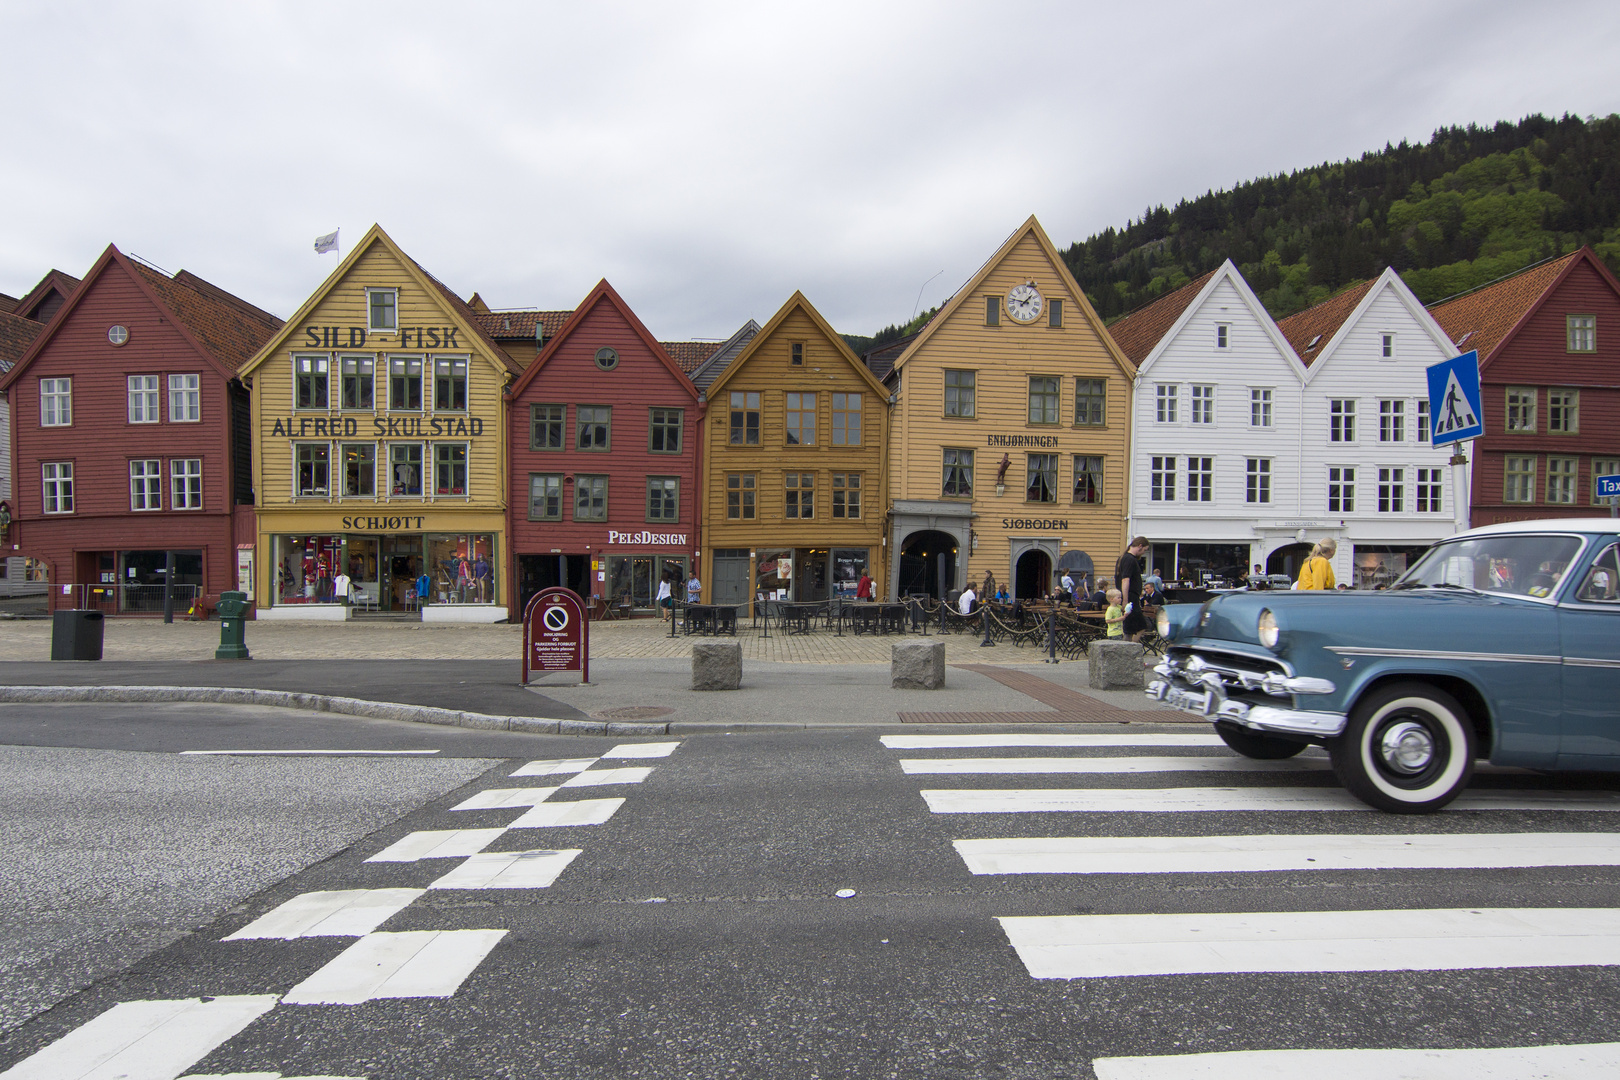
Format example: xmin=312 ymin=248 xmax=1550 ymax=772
xmin=1007 ymin=283 xmax=1043 ymax=323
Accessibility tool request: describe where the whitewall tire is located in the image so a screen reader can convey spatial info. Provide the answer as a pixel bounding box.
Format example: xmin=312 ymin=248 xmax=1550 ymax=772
xmin=1329 ymin=681 xmax=1475 ymax=813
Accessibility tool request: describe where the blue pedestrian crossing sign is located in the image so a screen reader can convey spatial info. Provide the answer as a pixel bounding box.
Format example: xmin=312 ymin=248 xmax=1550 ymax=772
xmin=1427 ymin=350 xmax=1484 ymax=446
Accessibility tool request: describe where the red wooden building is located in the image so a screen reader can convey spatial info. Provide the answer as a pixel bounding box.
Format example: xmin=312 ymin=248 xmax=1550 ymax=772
xmin=1431 ymin=247 xmax=1620 ymax=526
xmin=0 ymin=244 xmax=280 ymax=613
xmin=506 ymin=280 xmax=704 ymax=618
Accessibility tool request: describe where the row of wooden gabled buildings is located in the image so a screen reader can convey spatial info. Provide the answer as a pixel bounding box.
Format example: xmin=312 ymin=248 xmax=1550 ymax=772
xmin=1 ymin=216 xmax=1616 ymax=619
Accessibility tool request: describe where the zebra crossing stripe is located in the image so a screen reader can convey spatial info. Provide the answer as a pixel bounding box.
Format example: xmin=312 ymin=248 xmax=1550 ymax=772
xmin=602 ymin=742 xmax=680 ymax=758
xmin=181 ymin=1073 xmax=366 ymax=1079
xmin=510 ymin=758 xmax=598 ymax=777
xmin=901 ymin=755 xmax=1324 ymax=775
xmin=1090 ymin=1042 xmax=1620 ymax=1079
xmin=955 ymin=832 xmax=1620 ymax=875
xmin=921 ymin=787 xmax=1620 ymax=814
xmin=560 ymin=767 xmax=652 ymax=788
xmin=999 ymin=907 xmax=1620 ymax=979
xmin=882 ymin=734 xmax=1224 ymax=749
xmin=450 ymin=787 xmax=559 ymax=811
xmin=282 ymin=930 xmax=507 ymax=1005
xmin=428 ymin=849 xmax=582 ymax=889
xmin=0 ymin=995 xmax=277 ymax=1080
xmin=366 ymin=829 xmax=507 ymax=862
xmin=224 ymin=890 xmax=424 ymax=940
xmin=508 ymin=798 xmax=625 ymax=828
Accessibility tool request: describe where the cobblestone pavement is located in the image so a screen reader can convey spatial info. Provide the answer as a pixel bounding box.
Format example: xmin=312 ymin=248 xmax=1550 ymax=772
xmin=0 ymin=616 xmax=1082 ymax=665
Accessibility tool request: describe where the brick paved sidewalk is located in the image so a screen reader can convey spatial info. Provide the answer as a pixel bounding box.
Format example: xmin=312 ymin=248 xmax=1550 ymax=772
xmin=0 ymin=615 xmax=1083 ymax=665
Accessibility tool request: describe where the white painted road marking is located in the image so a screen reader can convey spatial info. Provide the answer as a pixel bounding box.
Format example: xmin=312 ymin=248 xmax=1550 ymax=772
xmin=921 ymin=787 xmax=1620 ymax=814
xmin=365 ymin=829 xmax=507 ymax=862
xmin=955 ymin=832 xmax=1620 ymax=875
xmin=180 ymin=749 xmax=439 ymax=756
xmin=450 ymin=787 xmax=559 ymax=811
xmin=560 ymin=767 xmax=652 ymax=787
xmin=509 ymin=758 xmax=598 ymax=777
xmin=602 ymin=742 xmax=680 ymax=758
xmin=225 ymin=889 xmax=424 ymax=940
xmin=1091 ymin=1043 xmax=1620 ymax=1079
xmin=181 ymin=1073 xmax=367 ymax=1079
xmin=999 ymin=907 xmax=1620 ymax=978
xmin=282 ymin=929 xmax=508 ymax=1005
xmin=428 ymin=848 xmax=583 ymax=889
xmin=882 ymin=734 xmax=1225 ymax=749
xmin=508 ymin=798 xmax=625 ymax=828
xmin=901 ymin=755 xmax=1323 ymax=775
xmin=0 ymin=995 xmax=277 ymax=1080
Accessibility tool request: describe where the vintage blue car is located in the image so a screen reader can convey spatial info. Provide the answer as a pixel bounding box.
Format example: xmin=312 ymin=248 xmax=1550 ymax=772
xmin=1148 ymin=519 xmax=1620 ymax=812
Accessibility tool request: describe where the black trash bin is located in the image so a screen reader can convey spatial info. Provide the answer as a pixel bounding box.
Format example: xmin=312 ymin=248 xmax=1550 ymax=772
xmin=51 ymin=609 xmax=105 ymax=661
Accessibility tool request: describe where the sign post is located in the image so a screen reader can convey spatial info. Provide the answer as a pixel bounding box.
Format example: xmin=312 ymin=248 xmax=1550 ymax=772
xmin=522 ymin=587 xmax=589 ymax=686
xmin=1597 ymin=473 xmax=1620 ymax=518
xmin=1427 ymin=350 xmax=1484 ymax=532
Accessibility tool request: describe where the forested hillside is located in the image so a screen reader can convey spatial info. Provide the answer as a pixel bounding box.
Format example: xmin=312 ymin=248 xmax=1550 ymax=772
xmin=1061 ymin=113 xmax=1620 ymax=322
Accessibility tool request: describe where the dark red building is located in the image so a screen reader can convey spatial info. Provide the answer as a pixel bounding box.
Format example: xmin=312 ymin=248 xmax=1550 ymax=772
xmin=1431 ymin=248 xmax=1620 ymax=526
xmin=506 ymin=280 xmax=704 ymax=617
xmin=0 ymin=244 xmax=280 ymax=613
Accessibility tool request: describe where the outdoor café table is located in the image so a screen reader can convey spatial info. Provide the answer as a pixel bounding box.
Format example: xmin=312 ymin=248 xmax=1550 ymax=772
xmin=779 ymin=602 xmax=818 ymax=634
xmin=683 ymin=604 xmax=721 ymax=635
xmin=850 ymin=604 xmax=884 ymax=634
xmin=877 ymin=602 xmax=908 ymax=633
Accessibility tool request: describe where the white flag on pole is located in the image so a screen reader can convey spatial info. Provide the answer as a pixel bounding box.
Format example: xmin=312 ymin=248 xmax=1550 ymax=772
xmin=314 ymin=229 xmax=340 ymax=255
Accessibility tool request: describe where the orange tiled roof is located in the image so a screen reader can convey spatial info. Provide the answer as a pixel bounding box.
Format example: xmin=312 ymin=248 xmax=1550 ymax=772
xmin=1276 ymin=280 xmax=1375 ymax=366
xmin=0 ymin=310 xmax=43 ymax=372
xmin=1428 ymin=252 xmax=1580 ymax=362
xmin=405 ymin=262 xmax=521 ymax=375
xmin=1105 ymin=270 xmax=1217 ymax=365
xmin=659 ymin=340 xmax=720 ymax=374
xmin=471 ymin=309 xmax=574 ymax=342
xmin=129 ymin=262 xmax=281 ymax=371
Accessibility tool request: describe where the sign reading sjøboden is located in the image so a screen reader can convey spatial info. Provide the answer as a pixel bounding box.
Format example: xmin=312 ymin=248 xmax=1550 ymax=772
xmin=522 ymin=587 xmax=588 ymax=685
xmin=1427 ymin=350 xmax=1484 ymax=446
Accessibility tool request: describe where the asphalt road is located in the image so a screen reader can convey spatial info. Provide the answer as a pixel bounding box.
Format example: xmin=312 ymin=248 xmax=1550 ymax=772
xmin=5 ymin=707 xmax=1620 ymax=1078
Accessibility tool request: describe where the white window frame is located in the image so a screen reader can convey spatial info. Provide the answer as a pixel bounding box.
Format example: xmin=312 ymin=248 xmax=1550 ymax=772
xmin=1215 ymin=323 xmax=1229 ymax=349
xmin=128 ymin=375 xmax=160 ymax=424
xmin=40 ymin=377 xmax=71 ymax=427
xmin=1150 ymin=456 xmax=1176 ymax=502
xmin=1190 ymin=385 xmax=1215 ymax=425
xmin=1417 ymin=400 xmax=1431 ymax=443
xmin=171 ymin=458 xmax=203 ymax=509
xmin=130 ymin=458 xmax=162 ymax=511
xmin=1155 ymin=384 xmax=1178 ymax=424
xmin=367 ymin=288 xmax=399 ymax=332
xmin=1328 ymin=466 xmax=1356 ymax=513
xmin=1246 ymin=458 xmax=1271 ymax=504
xmin=1330 ymin=399 xmax=1357 ymax=443
xmin=1381 ymin=333 xmax=1396 ymax=359
xmin=1379 ymin=399 xmax=1405 ymax=442
xmin=1377 ymin=467 xmax=1405 ymax=513
xmin=168 ymin=374 xmax=201 ymax=422
xmin=1416 ymin=467 xmax=1444 ymax=513
xmin=42 ymin=461 xmax=73 ymax=513
xmin=1250 ymin=387 xmax=1272 ymax=428
xmin=1186 ymin=456 xmax=1213 ymax=502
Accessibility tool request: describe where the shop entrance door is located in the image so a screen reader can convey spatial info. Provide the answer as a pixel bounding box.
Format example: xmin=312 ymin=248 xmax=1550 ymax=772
xmin=380 ymin=536 xmax=424 ymax=611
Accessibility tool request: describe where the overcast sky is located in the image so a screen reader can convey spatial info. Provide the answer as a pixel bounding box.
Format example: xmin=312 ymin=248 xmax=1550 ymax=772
xmin=5 ymin=0 xmax=1618 ymax=340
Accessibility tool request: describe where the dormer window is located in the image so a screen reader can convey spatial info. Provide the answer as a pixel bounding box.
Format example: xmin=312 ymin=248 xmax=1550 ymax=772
xmin=367 ymin=289 xmax=398 ymax=332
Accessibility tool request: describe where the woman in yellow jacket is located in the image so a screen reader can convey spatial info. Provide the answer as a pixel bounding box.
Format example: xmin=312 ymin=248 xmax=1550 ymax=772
xmin=1297 ymin=538 xmax=1338 ymax=590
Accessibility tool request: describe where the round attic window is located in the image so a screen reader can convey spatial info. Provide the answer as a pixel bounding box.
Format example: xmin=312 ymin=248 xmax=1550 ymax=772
xmin=594 ymin=347 xmax=619 ymax=371
xmin=107 ymin=325 xmax=130 ymax=346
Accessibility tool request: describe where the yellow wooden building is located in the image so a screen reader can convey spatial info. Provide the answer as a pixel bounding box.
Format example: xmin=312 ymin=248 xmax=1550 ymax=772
xmin=700 ymin=292 xmax=889 ymax=610
xmin=239 ymin=225 xmax=517 ymax=621
xmin=882 ymin=216 xmax=1134 ymax=600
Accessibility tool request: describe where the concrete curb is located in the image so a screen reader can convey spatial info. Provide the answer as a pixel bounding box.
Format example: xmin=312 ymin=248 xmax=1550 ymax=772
xmin=0 ymin=685 xmax=670 ymax=738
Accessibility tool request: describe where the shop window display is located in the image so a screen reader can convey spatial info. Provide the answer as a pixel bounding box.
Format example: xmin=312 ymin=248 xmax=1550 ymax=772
xmin=277 ymin=535 xmax=341 ymax=603
xmin=427 ymin=534 xmax=496 ymax=604
xmin=607 ymin=555 xmax=686 ymax=610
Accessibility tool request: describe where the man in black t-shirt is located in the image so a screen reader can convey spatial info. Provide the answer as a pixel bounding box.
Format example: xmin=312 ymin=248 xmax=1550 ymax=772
xmin=1115 ymin=536 xmax=1151 ymax=641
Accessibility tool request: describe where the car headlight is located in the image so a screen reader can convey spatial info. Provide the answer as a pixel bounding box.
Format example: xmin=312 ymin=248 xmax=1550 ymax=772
xmin=1257 ymin=608 xmax=1280 ymax=650
xmin=1156 ymin=607 xmax=1172 ymax=640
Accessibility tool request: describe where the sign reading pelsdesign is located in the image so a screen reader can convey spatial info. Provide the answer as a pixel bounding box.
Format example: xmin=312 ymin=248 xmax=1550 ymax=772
xmin=606 ymin=531 xmax=690 ymax=546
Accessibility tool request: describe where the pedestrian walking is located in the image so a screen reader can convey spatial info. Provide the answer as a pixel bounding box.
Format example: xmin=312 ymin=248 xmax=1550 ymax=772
xmin=1297 ymin=538 xmax=1338 ymax=590
xmin=1115 ymin=536 xmax=1150 ymax=641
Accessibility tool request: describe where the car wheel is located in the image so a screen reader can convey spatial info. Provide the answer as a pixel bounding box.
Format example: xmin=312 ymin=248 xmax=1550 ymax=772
xmin=1329 ymin=681 xmax=1474 ymax=813
xmin=1215 ymin=723 xmax=1308 ymax=759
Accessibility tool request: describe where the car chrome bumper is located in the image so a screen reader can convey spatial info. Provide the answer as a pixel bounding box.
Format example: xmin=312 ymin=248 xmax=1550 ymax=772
xmin=1147 ymin=677 xmax=1347 ymax=738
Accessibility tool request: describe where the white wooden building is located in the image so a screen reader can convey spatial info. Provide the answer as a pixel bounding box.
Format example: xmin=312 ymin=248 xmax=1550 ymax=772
xmin=1112 ymin=261 xmax=1309 ymax=586
xmin=1280 ymin=267 xmax=1468 ymax=588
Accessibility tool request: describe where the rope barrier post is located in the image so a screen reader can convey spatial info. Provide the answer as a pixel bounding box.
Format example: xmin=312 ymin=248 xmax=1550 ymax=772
xmin=835 ymin=596 xmax=843 ymax=637
xmin=1046 ymin=608 xmax=1059 ymax=663
xmin=979 ymin=603 xmax=994 ymax=647
xmin=669 ymin=598 xmax=678 ymax=639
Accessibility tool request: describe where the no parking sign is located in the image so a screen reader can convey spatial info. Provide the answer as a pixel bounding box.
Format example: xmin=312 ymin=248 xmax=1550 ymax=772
xmin=523 ymin=587 xmax=589 ymax=685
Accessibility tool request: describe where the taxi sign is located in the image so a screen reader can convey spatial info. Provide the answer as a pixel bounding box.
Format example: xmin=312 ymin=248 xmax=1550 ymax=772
xmin=1597 ymin=474 xmax=1620 ymax=500
xmin=1427 ymin=350 xmax=1484 ymax=446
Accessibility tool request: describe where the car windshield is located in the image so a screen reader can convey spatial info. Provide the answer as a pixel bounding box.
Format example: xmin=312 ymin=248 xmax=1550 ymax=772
xmin=1397 ymin=534 xmax=1585 ymax=598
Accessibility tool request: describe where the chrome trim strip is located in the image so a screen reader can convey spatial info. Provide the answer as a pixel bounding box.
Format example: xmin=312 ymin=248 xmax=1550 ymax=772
xmin=1565 ymin=657 xmax=1620 ymax=669
xmin=1326 ymin=646 xmax=1561 ymax=665
xmin=1147 ymin=679 xmax=1347 ymax=737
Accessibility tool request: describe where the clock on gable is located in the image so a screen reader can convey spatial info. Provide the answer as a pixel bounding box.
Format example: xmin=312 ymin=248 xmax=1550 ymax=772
xmin=1006 ymin=282 xmax=1043 ymax=323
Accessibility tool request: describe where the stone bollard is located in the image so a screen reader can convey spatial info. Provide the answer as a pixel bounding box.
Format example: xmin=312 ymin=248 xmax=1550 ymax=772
xmin=1088 ymin=640 xmax=1145 ymax=689
xmin=692 ymin=642 xmax=742 ymax=691
xmin=892 ymin=640 xmax=946 ymax=690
